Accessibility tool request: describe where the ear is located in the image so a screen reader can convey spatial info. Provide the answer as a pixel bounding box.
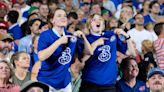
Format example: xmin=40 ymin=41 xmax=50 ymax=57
xmin=14 ymin=60 xmax=20 ymax=67
xmin=146 ymin=80 xmax=150 ymax=88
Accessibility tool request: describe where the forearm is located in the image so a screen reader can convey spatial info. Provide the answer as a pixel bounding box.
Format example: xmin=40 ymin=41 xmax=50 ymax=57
xmin=126 ymin=39 xmax=137 ymax=56
xmin=81 ymin=41 xmax=98 ymax=62
xmin=82 ymin=35 xmax=93 ymax=55
xmin=38 ymin=39 xmax=61 ymax=61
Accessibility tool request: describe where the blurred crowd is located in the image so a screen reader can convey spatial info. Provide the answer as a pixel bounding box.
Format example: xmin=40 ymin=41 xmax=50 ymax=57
xmin=0 ymin=0 xmax=163 ymax=92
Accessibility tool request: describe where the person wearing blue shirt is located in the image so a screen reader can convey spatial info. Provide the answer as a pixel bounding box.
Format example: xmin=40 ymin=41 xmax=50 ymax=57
xmin=7 ymin=10 xmax=23 ymax=40
xmin=116 ymin=56 xmax=148 ymax=92
xmin=37 ymin=8 xmax=92 ymax=92
xmin=79 ymin=14 xmax=130 ymax=92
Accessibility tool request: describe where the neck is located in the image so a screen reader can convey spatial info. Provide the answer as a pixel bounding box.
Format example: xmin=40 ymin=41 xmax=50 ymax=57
xmin=143 ymin=10 xmax=149 ymax=15
xmin=135 ymin=25 xmax=144 ymax=31
xmin=8 ymin=22 xmax=12 ymax=27
xmin=53 ymin=26 xmax=64 ymax=36
xmin=90 ymin=29 xmax=102 ymax=36
xmin=125 ymin=77 xmax=136 ymax=88
xmin=70 ymin=66 xmax=79 ymax=80
xmin=21 ymin=2 xmax=26 ymax=8
xmin=0 ymin=79 xmax=8 ymax=87
xmin=15 ymin=67 xmax=28 ymax=80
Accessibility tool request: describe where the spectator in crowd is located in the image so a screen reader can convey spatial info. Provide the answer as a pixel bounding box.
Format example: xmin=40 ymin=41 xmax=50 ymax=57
xmin=0 ymin=60 xmax=20 ymax=92
xmin=141 ymin=40 xmax=157 ymax=67
xmin=144 ymin=1 xmax=163 ymax=25
xmin=157 ymin=0 xmax=164 ymax=15
xmin=90 ymin=2 xmax=101 ymax=15
xmin=30 ymin=35 xmax=40 ymax=71
xmin=140 ymin=0 xmax=151 ymax=16
xmin=0 ymin=22 xmax=8 ymax=34
xmin=0 ymin=33 xmax=14 ymax=62
xmin=138 ymin=39 xmax=157 ymax=82
xmin=70 ymin=57 xmax=84 ymax=92
xmin=21 ymin=13 xmax=39 ymax=36
xmin=17 ymin=0 xmax=30 ymax=18
xmin=21 ymin=81 xmax=52 ymax=92
xmin=11 ymin=51 xmax=31 ymax=87
xmin=79 ymin=14 xmax=130 ymax=92
xmin=76 ymin=9 xmax=85 ymax=23
xmin=18 ymin=18 xmax=42 ymax=54
xmin=127 ymin=13 xmax=154 ymax=53
xmin=146 ymin=68 xmax=164 ymax=92
xmin=118 ymin=6 xmax=135 ymax=32
xmin=79 ymin=1 xmax=91 ymax=19
xmin=116 ymin=56 xmax=148 ymax=92
xmin=29 ymin=0 xmax=42 ymax=8
xmin=11 ymin=2 xmax=27 ymax=26
xmin=37 ymin=8 xmax=92 ymax=92
xmin=145 ymin=22 xmax=158 ymax=41
xmin=108 ymin=17 xmax=119 ymax=30
xmin=67 ymin=12 xmax=79 ymax=25
xmin=48 ymin=0 xmax=58 ymax=14
xmin=153 ymin=22 xmax=164 ymax=69
xmin=7 ymin=10 xmax=23 ymax=40
xmin=64 ymin=0 xmax=74 ymax=14
xmin=101 ymin=9 xmax=111 ymax=25
xmin=67 ymin=23 xmax=76 ymax=33
xmin=39 ymin=4 xmax=49 ymax=22
xmin=102 ymin=0 xmax=116 ymax=14
xmin=0 ymin=2 xmax=8 ymax=22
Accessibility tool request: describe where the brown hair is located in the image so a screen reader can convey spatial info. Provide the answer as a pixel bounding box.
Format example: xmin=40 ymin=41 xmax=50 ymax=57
xmin=0 ymin=60 xmax=14 ymax=79
xmin=10 ymin=51 xmax=30 ymax=68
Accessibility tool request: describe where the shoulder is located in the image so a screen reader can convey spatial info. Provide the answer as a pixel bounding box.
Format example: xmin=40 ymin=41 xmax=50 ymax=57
xmin=7 ymin=83 xmax=20 ymax=91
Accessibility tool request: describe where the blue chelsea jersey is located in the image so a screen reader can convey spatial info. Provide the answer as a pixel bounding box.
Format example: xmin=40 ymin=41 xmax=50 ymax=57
xmin=82 ymin=31 xmax=127 ymax=86
xmin=116 ymin=79 xmax=149 ymax=92
xmin=37 ymin=29 xmax=83 ymax=89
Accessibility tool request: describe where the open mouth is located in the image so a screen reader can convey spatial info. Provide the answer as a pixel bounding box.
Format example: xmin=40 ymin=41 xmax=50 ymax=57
xmin=96 ymin=24 xmax=100 ymax=27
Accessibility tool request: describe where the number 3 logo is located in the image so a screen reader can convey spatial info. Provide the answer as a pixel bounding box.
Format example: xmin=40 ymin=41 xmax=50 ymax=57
xmin=98 ymin=45 xmax=111 ymax=62
xmin=58 ymin=47 xmax=72 ymax=65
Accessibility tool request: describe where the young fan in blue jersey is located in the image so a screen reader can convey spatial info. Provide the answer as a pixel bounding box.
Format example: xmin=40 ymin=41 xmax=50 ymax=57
xmin=37 ymin=8 xmax=92 ymax=92
xmin=116 ymin=56 xmax=148 ymax=92
xmin=79 ymin=14 xmax=131 ymax=92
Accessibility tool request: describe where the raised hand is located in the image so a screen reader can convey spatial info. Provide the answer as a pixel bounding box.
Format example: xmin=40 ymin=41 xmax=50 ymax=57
xmin=114 ymin=28 xmax=128 ymax=37
xmin=73 ymin=30 xmax=84 ymax=38
xmin=58 ymin=35 xmax=73 ymax=44
xmin=92 ymin=37 xmax=109 ymax=47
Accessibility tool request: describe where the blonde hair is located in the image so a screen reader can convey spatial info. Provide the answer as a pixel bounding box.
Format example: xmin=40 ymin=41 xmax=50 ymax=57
xmin=86 ymin=14 xmax=105 ymax=32
xmin=142 ymin=40 xmax=154 ymax=53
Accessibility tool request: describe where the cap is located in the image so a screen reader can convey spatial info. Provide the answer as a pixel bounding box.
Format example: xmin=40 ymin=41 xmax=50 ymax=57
xmin=28 ymin=6 xmax=39 ymax=14
xmin=0 ymin=2 xmax=7 ymax=9
xmin=147 ymin=68 xmax=164 ymax=79
xmin=21 ymin=81 xmax=50 ymax=92
xmin=0 ymin=33 xmax=13 ymax=41
xmin=0 ymin=22 xmax=8 ymax=29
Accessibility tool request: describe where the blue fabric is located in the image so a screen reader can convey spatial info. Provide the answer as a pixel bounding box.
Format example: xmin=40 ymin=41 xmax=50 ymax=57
xmin=144 ymin=15 xmax=156 ymax=25
xmin=116 ymin=79 xmax=149 ymax=92
xmin=82 ymin=31 xmax=127 ymax=86
xmin=13 ymin=42 xmax=18 ymax=52
xmin=18 ymin=35 xmax=32 ymax=54
xmin=8 ymin=24 xmax=23 ymax=40
xmin=111 ymin=0 xmax=122 ymax=8
xmin=22 ymin=11 xmax=29 ymax=18
xmin=29 ymin=52 xmax=39 ymax=72
xmin=37 ymin=29 xmax=83 ymax=89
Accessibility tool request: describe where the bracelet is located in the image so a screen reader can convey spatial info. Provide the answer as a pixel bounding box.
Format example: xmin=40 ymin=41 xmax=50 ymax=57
xmin=125 ymin=35 xmax=131 ymax=40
